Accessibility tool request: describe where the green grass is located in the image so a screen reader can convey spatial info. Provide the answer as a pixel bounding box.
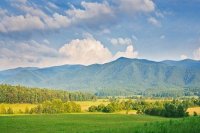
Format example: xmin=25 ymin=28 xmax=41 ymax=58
xmin=0 ymin=114 xmax=199 ymax=133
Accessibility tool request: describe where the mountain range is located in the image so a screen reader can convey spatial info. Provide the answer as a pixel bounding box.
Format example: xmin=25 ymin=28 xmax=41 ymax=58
xmin=0 ymin=57 xmax=200 ymax=95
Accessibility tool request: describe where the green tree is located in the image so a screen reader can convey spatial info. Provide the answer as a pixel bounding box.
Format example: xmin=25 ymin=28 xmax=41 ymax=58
xmin=124 ymin=99 xmax=132 ymax=114
xmin=97 ymin=104 xmax=105 ymax=112
xmin=63 ymin=102 xmax=72 ymax=113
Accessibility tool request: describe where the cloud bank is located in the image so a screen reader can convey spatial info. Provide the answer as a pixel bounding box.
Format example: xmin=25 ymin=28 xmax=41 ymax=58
xmin=0 ymin=38 xmax=138 ymax=69
xmin=0 ymin=0 xmax=156 ymax=33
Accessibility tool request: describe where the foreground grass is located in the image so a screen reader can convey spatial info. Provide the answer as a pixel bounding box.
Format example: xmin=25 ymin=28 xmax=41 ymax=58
xmin=1 ymin=114 xmax=200 ymax=133
xmin=0 ymin=114 xmax=168 ymax=133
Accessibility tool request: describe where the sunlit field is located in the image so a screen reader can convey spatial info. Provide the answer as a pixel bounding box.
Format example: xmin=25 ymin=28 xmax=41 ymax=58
xmin=187 ymin=107 xmax=200 ymax=115
xmin=0 ymin=103 xmax=37 ymax=113
xmin=75 ymin=99 xmax=110 ymax=111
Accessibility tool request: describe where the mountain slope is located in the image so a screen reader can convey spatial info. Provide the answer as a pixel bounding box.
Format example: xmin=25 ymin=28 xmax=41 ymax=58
xmin=0 ymin=57 xmax=200 ymax=94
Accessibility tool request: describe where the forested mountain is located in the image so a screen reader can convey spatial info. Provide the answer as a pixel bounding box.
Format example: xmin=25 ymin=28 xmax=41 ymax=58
xmin=0 ymin=58 xmax=200 ymax=96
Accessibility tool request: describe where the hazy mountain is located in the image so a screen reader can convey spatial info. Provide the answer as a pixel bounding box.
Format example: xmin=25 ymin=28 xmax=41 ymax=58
xmin=0 ymin=57 xmax=200 ymax=94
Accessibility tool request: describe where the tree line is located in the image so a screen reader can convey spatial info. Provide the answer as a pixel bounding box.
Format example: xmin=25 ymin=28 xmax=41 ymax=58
xmin=0 ymin=84 xmax=96 ymax=103
xmin=0 ymin=99 xmax=81 ymax=114
xmin=88 ymin=98 xmax=200 ymax=117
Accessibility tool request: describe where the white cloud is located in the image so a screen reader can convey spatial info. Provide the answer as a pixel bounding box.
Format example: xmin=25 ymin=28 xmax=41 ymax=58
xmin=66 ymin=1 xmax=113 ymax=21
xmin=148 ymin=17 xmax=161 ymax=27
xmin=59 ymin=38 xmax=113 ymax=65
xmin=111 ymin=38 xmax=133 ymax=46
xmin=0 ymin=0 xmax=157 ymax=33
xmin=0 ymin=3 xmax=71 ymax=32
xmin=0 ymin=14 xmax=45 ymax=32
xmin=180 ymin=54 xmax=188 ymax=60
xmin=17 ymin=4 xmax=71 ymax=29
xmin=193 ymin=48 xmax=200 ymax=60
xmin=113 ymin=45 xmax=138 ymax=60
xmin=59 ymin=38 xmax=138 ymax=65
xmin=0 ymin=40 xmax=58 ymax=69
xmin=0 ymin=37 xmax=139 ymax=69
xmin=44 ymin=13 xmax=71 ymax=29
xmin=17 ymin=4 xmax=47 ymax=18
xmin=117 ymin=0 xmax=155 ymax=13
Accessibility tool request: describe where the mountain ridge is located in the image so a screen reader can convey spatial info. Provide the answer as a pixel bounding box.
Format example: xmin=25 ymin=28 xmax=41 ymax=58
xmin=0 ymin=57 xmax=200 ymax=95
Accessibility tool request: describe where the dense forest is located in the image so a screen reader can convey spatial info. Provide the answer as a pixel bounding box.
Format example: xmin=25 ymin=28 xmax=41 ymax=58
xmin=95 ymin=87 xmax=200 ymax=97
xmin=0 ymin=84 xmax=96 ymax=103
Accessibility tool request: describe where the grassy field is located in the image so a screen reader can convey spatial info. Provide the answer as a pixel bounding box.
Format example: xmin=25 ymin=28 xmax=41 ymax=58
xmin=0 ymin=114 xmax=199 ymax=133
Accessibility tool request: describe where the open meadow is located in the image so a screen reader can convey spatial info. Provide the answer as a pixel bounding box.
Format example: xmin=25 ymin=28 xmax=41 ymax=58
xmin=0 ymin=114 xmax=199 ymax=133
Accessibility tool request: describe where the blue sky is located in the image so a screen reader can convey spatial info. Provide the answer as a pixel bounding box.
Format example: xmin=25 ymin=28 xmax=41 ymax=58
xmin=0 ymin=0 xmax=200 ymax=69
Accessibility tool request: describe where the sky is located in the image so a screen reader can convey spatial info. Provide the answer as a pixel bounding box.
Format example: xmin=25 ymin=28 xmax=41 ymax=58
xmin=0 ymin=0 xmax=200 ymax=70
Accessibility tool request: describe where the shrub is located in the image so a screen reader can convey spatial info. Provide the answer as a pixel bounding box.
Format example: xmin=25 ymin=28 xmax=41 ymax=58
xmin=88 ymin=105 xmax=97 ymax=112
xmin=97 ymin=104 xmax=105 ymax=112
xmin=193 ymin=111 xmax=198 ymax=116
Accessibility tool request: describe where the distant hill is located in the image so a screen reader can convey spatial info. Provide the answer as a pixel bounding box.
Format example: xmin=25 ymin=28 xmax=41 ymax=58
xmin=0 ymin=57 xmax=200 ymax=96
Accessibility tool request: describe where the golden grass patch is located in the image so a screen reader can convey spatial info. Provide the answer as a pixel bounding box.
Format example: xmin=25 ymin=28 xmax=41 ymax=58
xmin=187 ymin=107 xmax=200 ymax=115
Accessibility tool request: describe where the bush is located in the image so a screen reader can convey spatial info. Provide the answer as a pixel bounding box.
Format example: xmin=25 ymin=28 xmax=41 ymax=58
xmin=88 ymin=105 xmax=97 ymax=112
xmin=97 ymin=104 xmax=105 ymax=112
xmin=193 ymin=111 xmax=198 ymax=116
xmin=64 ymin=102 xmax=72 ymax=113
xmin=103 ymin=104 xmax=115 ymax=113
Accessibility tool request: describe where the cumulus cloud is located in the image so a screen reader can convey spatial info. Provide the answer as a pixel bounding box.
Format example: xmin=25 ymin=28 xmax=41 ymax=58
xmin=193 ymin=48 xmax=200 ymax=60
xmin=59 ymin=38 xmax=113 ymax=65
xmin=113 ymin=45 xmax=138 ymax=60
xmin=110 ymin=38 xmax=133 ymax=46
xmin=148 ymin=17 xmax=161 ymax=27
